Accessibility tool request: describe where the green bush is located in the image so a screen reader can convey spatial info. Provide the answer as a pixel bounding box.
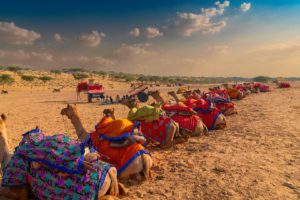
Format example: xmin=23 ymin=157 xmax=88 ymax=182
xmin=6 ymin=66 xmax=23 ymax=73
xmin=21 ymin=75 xmax=37 ymax=82
xmin=38 ymin=76 xmax=53 ymax=83
xmin=252 ymin=76 xmax=272 ymax=83
xmin=0 ymin=74 xmax=15 ymax=87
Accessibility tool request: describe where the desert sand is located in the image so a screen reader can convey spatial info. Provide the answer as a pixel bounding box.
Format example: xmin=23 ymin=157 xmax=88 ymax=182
xmin=0 ymin=72 xmax=300 ymax=199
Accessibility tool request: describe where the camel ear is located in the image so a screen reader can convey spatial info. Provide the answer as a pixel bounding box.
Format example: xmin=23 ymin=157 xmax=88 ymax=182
xmin=1 ymin=114 xmax=6 ymax=121
xmin=67 ymin=104 xmax=70 ymax=109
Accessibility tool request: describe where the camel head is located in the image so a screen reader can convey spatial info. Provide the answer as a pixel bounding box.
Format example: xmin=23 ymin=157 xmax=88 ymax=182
xmin=182 ymin=91 xmax=192 ymax=99
xmin=120 ymin=98 xmax=138 ymax=109
xmin=61 ymin=104 xmax=78 ymax=119
xmin=214 ymin=113 xmax=227 ymax=129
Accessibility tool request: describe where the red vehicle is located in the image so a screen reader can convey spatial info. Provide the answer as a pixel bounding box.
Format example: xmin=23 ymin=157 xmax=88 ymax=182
xmin=77 ymin=82 xmax=105 ymax=102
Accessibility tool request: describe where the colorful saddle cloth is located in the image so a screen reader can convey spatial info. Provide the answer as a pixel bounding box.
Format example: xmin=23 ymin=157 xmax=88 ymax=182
xmin=140 ymin=116 xmax=172 ymax=145
xmin=2 ymin=129 xmax=111 ymax=200
xmin=171 ymin=114 xmax=202 ymax=133
xmin=91 ymin=117 xmax=149 ymax=174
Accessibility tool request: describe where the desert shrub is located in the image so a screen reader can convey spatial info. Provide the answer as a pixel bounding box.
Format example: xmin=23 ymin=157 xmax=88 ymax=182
xmin=72 ymin=73 xmax=89 ymax=80
xmin=0 ymin=74 xmax=15 ymax=88
xmin=38 ymin=76 xmax=53 ymax=83
xmin=50 ymin=69 xmax=61 ymax=75
xmin=253 ymin=76 xmax=272 ymax=83
xmin=21 ymin=75 xmax=37 ymax=82
xmin=6 ymin=66 xmax=22 ymax=74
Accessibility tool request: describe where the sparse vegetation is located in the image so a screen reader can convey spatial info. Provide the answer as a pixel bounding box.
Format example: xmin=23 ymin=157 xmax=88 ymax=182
xmin=72 ymin=73 xmax=89 ymax=80
xmin=0 ymin=74 xmax=15 ymax=88
xmin=253 ymin=76 xmax=273 ymax=83
xmin=50 ymin=69 xmax=62 ymax=75
xmin=38 ymin=76 xmax=53 ymax=83
xmin=6 ymin=66 xmax=23 ymax=74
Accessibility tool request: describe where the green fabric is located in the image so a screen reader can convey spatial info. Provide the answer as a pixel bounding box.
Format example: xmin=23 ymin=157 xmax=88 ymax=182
xmin=128 ymin=104 xmax=163 ymax=121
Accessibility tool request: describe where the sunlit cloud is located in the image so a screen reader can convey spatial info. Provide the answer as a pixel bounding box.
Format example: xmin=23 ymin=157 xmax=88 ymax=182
xmin=54 ymin=33 xmax=63 ymax=43
xmin=79 ymin=31 xmax=105 ymax=47
xmin=145 ymin=27 xmax=164 ymax=38
xmin=240 ymin=2 xmax=251 ymax=12
xmin=164 ymin=1 xmax=229 ymax=36
xmin=0 ymin=22 xmax=41 ymax=45
xmin=129 ymin=28 xmax=140 ymax=37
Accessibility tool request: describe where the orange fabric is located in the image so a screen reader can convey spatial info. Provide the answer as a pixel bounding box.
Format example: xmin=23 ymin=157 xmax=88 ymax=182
xmin=91 ymin=116 xmax=145 ymax=171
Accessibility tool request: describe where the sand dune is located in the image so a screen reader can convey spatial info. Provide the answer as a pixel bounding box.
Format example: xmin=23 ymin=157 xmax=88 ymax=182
xmin=0 ymin=76 xmax=299 ymax=199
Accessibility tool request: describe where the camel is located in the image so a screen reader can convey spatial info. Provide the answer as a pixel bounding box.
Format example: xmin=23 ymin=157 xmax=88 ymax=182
xmin=164 ymin=91 xmax=227 ymax=130
xmin=0 ymin=113 xmax=125 ymax=200
xmin=61 ymin=104 xmax=153 ymax=180
xmin=120 ymin=98 xmax=185 ymax=148
xmin=1 ymin=90 xmax=8 ymax=94
xmin=273 ymin=79 xmax=291 ymax=88
xmin=146 ymin=90 xmax=208 ymax=135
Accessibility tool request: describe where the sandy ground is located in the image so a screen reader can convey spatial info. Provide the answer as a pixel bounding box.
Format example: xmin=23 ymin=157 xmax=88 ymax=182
xmin=0 ymin=78 xmax=300 ymax=199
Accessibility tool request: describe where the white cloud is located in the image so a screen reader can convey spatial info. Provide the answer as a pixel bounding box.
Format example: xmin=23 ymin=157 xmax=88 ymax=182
xmin=80 ymin=31 xmax=105 ymax=47
xmin=0 ymin=49 xmax=53 ymax=61
xmin=145 ymin=27 xmax=164 ymax=38
xmin=240 ymin=2 xmax=251 ymax=12
xmin=0 ymin=22 xmax=41 ymax=45
xmin=54 ymin=33 xmax=63 ymax=43
xmin=129 ymin=28 xmax=140 ymax=37
xmin=61 ymin=55 xmax=115 ymax=67
xmin=114 ymin=43 xmax=155 ymax=57
xmin=165 ymin=1 xmax=229 ymax=36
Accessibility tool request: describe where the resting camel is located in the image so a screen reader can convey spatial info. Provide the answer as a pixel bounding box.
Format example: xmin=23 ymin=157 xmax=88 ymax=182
xmin=121 ymin=97 xmax=187 ymax=149
xmin=0 ymin=114 xmax=124 ymax=200
xmin=61 ymin=104 xmax=153 ymax=180
xmin=273 ymin=80 xmax=291 ymax=88
xmin=156 ymin=90 xmax=227 ymax=130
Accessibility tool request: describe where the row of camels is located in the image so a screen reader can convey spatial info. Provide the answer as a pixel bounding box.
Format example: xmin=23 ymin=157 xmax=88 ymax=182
xmin=0 ymin=81 xmax=289 ymax=199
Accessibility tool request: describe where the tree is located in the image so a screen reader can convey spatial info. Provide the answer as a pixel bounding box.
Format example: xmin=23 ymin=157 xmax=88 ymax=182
xmin=38 ymin=76 xmax=53 ymax=83
xmin=0 ymin=74 xmax=15 ymax=88
xmin=72 ymin=73 xmax=89 ymax=81
xmin=253 ymin=76 xmax=272 ymax=83
xmin=21 ymin=75 xmax=37 ymax=90
xmin=50 ymin=69 xmax=61 ymax=77
xmin=6 ymin=66 xmax=22 ymax=74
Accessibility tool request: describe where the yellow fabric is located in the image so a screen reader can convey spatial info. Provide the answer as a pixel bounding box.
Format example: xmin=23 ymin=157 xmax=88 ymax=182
xmin=127 ymin=104 xmax=162 ymax=122
xmin=95 ymin=116 xmax=134 ymax=138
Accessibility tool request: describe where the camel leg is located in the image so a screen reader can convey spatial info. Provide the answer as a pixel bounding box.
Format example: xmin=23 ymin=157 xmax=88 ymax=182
xmin=214 ymin=114 xmax=227 ymax=129
xmin=160 ymin=121 xmax=177 ymax=149
xmin=119 ymin=154 xmax=153 ymax=181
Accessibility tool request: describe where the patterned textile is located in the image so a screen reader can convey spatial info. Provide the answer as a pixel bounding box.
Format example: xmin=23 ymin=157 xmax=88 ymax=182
xmin=2 ymin=129 xmax=111 ymax=200
xmin=171 ymin=114 xmax=201 ymax=133
xmin=140 ymin=116 xmax=172 ymax=144
xmin=197 ymin=108 xmax=222 ymax=130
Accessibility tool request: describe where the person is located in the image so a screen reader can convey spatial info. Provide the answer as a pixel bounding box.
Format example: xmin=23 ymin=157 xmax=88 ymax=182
xmin=109 ymin=96 xmax=113 ymax=104
xmin=116 ymin=95 xmax=121 ymax=103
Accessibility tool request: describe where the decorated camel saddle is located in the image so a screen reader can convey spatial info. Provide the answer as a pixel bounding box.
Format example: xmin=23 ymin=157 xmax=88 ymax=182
xmin=203 ymin=91 xmax=237 ymax=116
xmin=2 ymin=129 xmax=111 ymax=200
xmin=127 ymin=104 xmax=179 ymax=145
xmin=91 ymin=115 xmax=150 ymax=176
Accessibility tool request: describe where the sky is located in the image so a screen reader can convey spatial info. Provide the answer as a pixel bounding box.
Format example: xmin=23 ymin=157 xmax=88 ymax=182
xmin=1 ymin=0 xmax=300 ymax=77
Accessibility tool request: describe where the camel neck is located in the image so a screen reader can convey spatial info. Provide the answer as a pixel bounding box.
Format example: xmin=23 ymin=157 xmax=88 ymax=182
xmin=0 ymin=131 xmax=11 ymax=169
xmin=69 ymin=113 xmax=88 ymax=142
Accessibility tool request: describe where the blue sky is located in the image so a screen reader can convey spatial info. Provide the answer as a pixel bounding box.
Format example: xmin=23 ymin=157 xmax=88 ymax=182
xmin=1 ymin=0 xmax=300 ymax=77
